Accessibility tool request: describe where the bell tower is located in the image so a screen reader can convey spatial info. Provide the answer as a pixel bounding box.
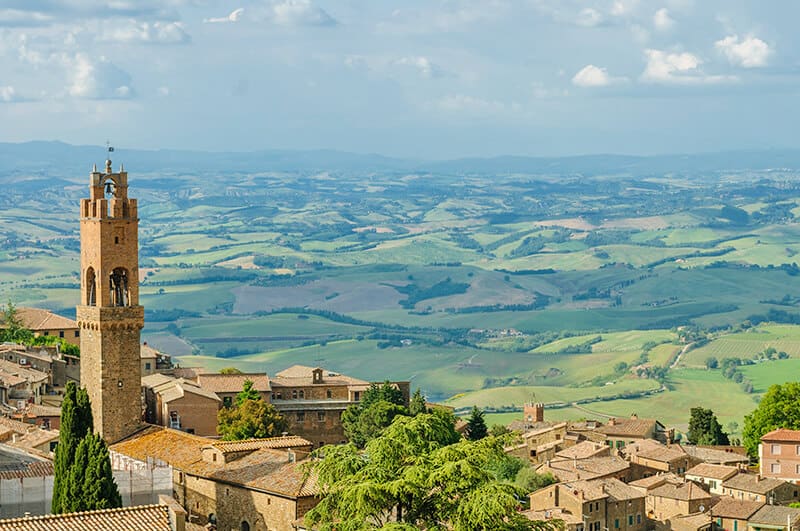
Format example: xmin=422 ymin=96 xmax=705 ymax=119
xmin=75 ymin=155 xmax=143 ymax=443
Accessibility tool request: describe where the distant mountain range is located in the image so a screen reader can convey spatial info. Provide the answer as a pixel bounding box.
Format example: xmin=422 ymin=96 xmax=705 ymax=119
xmin=2 ymin=140 xmax=800 ymax=179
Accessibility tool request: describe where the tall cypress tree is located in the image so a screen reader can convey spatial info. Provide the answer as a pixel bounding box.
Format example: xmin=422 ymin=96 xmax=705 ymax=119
xmin=53 ymin=382 xmax=121 ymax=513
xmin=465 ymin=406 xmax=488 ymax=441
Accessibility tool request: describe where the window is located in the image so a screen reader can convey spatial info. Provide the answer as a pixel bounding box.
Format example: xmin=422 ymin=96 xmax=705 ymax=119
xmin=614 ymin=519 xmax=619 ymax=529
xmin=318 ymin=411 xmax=326 ymax=421
xmin=59 ymin=331 xmax=64 ymax=338
xmin=772 ymin=463 xmax=781 ymax=474
xmin=299 ymin=390 xmax=305 ymax=399
xmin=327 ymin=389 xmax=333 ymax=399
xmin=353 ymin=391 xmax=360 ymax=401
xmin=43 ymin=331 xmax=48 ymax=336
xmin=292 ymin=390 xmax=298 ymax=399
xmin=75 ymin=330 xmax=80 ymax=337
xmin=186 ymin=429 xmax=195 ymax=434
xmin=297 ymin=411 xmax=305 ymax=421
xmin=241 ymin=521 xmax=250 ymax=531
xmin=637 ymin=514 xmax=641 ymax=524
xmin=530 ymin=449 xmax=537 ymax=457
xmin=773 ymin=444 xmax=782 ymax=455
xmin=733 ymin=521 xmax=738 ymax=531
xmin=212 ymin=453 xmax=217 ymax=462
xmin=223 ymin=397 xmax=232 ymax=407
xmin=628 ymin=515 xmax=633 ymax=525
xmin=208 ymin=514 xmax=216 ymax=525
xmin=588 ymin=503 xmax=592 ymax=513
xmin=145 ymin=362 xmax=151 ymax=370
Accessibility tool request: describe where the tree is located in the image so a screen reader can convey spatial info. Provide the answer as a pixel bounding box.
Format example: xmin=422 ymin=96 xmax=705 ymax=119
xmin=235 ymin=379 xmax=262 ymax=406
xmin=409 ymin=388 xmax=427 ymax=416
xmin=705 ymin=356 xmax=718 ymax=369
xmin=465 ymin=406 xmax=488 ymax=441
xmin=341 ymin=381 xmax=408 ymax=447
xmin=743 ymin=382 xmax=800 ymax=458
xmin=219 ymin=367 xmax=243 ymax=374
xmin=362 ymin=381 xmax=405 ymax=408
xmin=514 ymin=467 xmax=557 ymax=494
xmin=52 ymin=382 xmax=120 ymax=514
xmin=218 ymin=397 xmax=288 ymax=440
xmin=304 ymin=412 xmax=557 ymax=531
xmin=687 ymin=407 xmax=729 ymax=446
xmin=0 ymin=301 xmax=33 ymax=344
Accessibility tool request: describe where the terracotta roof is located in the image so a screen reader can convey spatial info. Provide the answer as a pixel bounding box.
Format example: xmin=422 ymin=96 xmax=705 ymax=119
xmin=271 ymin=365 xmax=368 ymax=388
xmin=711 ymin=496 xmax=764 ymax=520
xmin=761 ymin=428 xmax=800 ymax=442
xmin=522 ymin=508 xmax=582 ymax=525
xmin=749 ymin=505 xmax=800 ymax=526
xmin=150 ymin=378 xmax=220 ymax=403
xmin=562 ymin=478 xmax=644 ymax=502
xmin=0 ymin=416 xmax=35 ymax=434
xmin=0 ymin=504 xmax=171 ymax=530
xmin=111 ymin=426 xmax=317 ymax=498
xmin=197 ymin=373 xmax=271 ymax=393
xmin=555 ymin=441 xmax=609 ymax=460
xmin=722 ymin=473 xmax=786 ymax=494
xmin=682 ymin=445 xmax=749 ymax=465
xmin=670 ymin=512 xmax=712 ymax=531
xmin=685 ymin=463 xmax=739 ymax=481
xmin=0 ymin=461 xmax=53 ymax=480
xmin=209 ymin=436 xmax=312 ymax=454
xmin=622 ymin=439 xmax=688 ymax=463
xmin=629 ymin=473 xmax=682 ymax=491
xmin=543 ymin=455 xmax=630 ymax=482
xmin=597 ymin=417 xmax=659 ymax=438
xmin=24 ymin=404 xmax=62 ymax=418
xmin=141 ymin=373 xmax=174 ymax=388
xmin=9 ymin=428 xmax=59 ymax=451
xmin=523 ymin=422 xmax=567 ymax=440
xmin=0 ymin=444 xmax=53 ymax=479
xmin=12 ymin=308 xmax=77 ymax=331
xmin=140 ymin=343 xmax=162 ymax=359
xmin=649 ymin=481 xmax=711 ymax=501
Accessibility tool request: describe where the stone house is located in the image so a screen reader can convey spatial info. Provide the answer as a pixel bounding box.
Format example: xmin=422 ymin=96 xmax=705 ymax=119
xmin=720 ymin=473 xmax=800 ymax=504
xmin=747 ymin=505 xmax=800 ymax=531
xmin=196 ymin=373 xmax=272 ymax=407
xmin=142 ymin=374 xmax=221 ymax=436
xmin=11 ymin=308 xmax=80 ymax=347
xmin=522 ymin=507 xmax=583 ymax=530
xmin=512 ymin=422 xmax=569 ymax=464
xmin=11 ymin=404 xmax=62 ymax=430
xmin=621 ymin=439 xmax=701 ymax=478
xmin=0 ymin=344 xmax=78 ymax=388
xmin=760 ymin=428 xmax=800 ymax=483
xmin=665 ymin=512 xmax=713 ymax=531
xmin=594 ymin=415 xmax=673 ymax=448
xmin=538 ymin=455 xmax=632 ymax=483
xmin=140 ymin=342 xmax=173 ymax=376
xmin=111 ymin=426 xmax=318 ymax=531
xmin=684 ymin=463 xmax=739 ymax=495
xmin=529 ymin=478 xmax=646 ymax=531
xmin=0 ymin=360 xmax=48 ymax=406
xmin=643 ymin=481 xmax=712 ymax=522
xmin=682 ymin=445 xmax=750 ymax=467
xmin=710 ymin=496 xmax=763 ymax=531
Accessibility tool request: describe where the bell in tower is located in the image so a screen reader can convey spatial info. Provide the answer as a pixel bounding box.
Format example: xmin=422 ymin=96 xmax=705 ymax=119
xmin=75 ymin=150 xmax=144 ymax=443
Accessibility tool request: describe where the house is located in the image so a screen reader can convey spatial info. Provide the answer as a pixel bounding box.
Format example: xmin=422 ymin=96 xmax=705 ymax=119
xmin=684 ymin=463 xmax=739 ymax=495
xmin=142 ymin=374 xmax=222 ymax=436
xmin=710 ymin=496 xmax=763 ymax=531
xmin=644 ymin=481 xmax=712 ymax=522
xmin=665 ymin=512 xmax=713 ymax=531
xmin=529 ymin=478 xmax=646 ymax=531
xmin=11 ymin=404 xmax=62 ymax=430
xmin=0 ymin=359 xmax=49 ymax=405
xmin=760 ymin=429 xmax=800 ymax=483
xmin=621 ymin=439 xmax=701 ymax=478
xmin=268 ymin=365 xmax=409 ymax=447
xmin=8 ymin=307 xmax=80 ymax=347
xmin=0 ymin=495 xmax=187 ymax=531
xmin=538 ymin=455 xmax=632 ymax=483
xmin=682 ymin=445 xmax=750 ymax=467
xmin=555 ymin=440 xmax=610 ymax=461
xmin=196 ymin=372 xmax=272 ymax=407
xmin=0 ymin=343 xmax=79 ymax=388
xmin=747 ymin=505 xmax=800 ymax=531
xmin=522 ymin=507 xmax=584 ymax=530
xmin=721 ymin=473 xmax=799 ymax=504
xmin=513 ymin=422 xmax=569 ymax=463
xmin=111 ymin=426 xmax=318 ymax=531
xmin=140 ymin=342 xmax=173 ymax=376
xmin=595 ymin=415 xmax=673 ymax=448
xmin=629 ymin=473 xmax=683 ymax=493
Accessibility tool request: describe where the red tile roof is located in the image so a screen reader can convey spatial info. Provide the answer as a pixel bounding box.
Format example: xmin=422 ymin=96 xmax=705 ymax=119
xmin=0 ymin=504 xmax=171 ymax=531
xmin=761 ymin=428 xmax=800 ymax=442
xmin=13 ymin=308 xmax=77 ymax=331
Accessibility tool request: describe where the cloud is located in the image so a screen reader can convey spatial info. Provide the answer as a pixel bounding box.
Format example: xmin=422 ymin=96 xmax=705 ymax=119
xmin=0 ymin=86 xmax=18 ymax=102
xmin=653 ymin=8 xmax=674 ymax=31
xmin=575 ymin=8 xmax=604 ymax=28
xmin=272 ymin=0 xmax=336 ymax=26
xmin=64 ymin=53 xmax=134 ymax=99
xmin=395 ymin=56 xmax=443 ymax=78
xmin=0 ymin=9 xmax=53 ymax=27
xmin=204 ymin=8 xmax=245 ymax=24
xmin=641 ymin=49 xmax=733 ymax=84
xmin=572 ymin=65 xmax=610 ymax=87
xmin=610 ymin=0 xmax=639 ymax=17
xmin=437 ymin=94 xmax=518 ymax=114
xmin=100 ymin=21 xmax=190 ymax=44
xmin=715 ymin=35 xmax=771 ymax=68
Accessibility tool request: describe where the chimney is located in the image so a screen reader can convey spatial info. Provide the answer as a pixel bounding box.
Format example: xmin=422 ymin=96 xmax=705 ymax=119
xmin=288 ymin=449 xmax=296 ymax=463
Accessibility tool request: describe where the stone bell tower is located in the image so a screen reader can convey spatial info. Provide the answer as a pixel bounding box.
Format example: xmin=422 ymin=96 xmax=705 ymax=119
xmin=75 ymin=155 xmax=143 ymax=443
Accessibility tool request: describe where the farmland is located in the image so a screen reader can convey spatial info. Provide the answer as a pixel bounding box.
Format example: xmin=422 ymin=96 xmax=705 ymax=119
xmin=5 ymin=143 xmax=800 ymax=430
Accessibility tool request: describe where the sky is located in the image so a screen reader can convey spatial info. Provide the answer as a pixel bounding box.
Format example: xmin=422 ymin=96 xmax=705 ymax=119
xmin=1 ymin=0 xmax=799 ymax=159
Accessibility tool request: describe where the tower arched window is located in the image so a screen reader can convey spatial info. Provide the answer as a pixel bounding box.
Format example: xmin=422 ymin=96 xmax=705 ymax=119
xmin=241 ymin=521 xmax=250 ymax=531
xmin=86 ymin=267 xmax=97 ymax=306
xmin=109 ymin=267 xmax=130 ymax=307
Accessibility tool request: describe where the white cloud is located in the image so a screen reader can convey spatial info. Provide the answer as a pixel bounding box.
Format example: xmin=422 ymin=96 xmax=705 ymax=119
xmin=100 ymin=21 xmax=190 ymax=44
xmin=395 ymin=56 xmax=442 ymax=78
xmin=572 ymin=65 xmax=611 ymax=87
xmin=575 ymin=8 xmax=604 ymax=27
xmin=270 ymin=0 xmax=337 ymax=26
xmin=158 ymin=86 xmax=170 ymax=96
xmin=653 ymin=8 xmax=674 ymax=31
xmin=611 ymin=0 xmax=639 ymax=17
xmin=0 ymin=9 xmax=53 ymax=27
xmin=64 ymin=53 xmax=134 ymax=99
xmin=715 ymin=35 xmax=771 ymax=68
xmin=641 ymin=49 xmax=733 ymax=84
xmin=0 ymin=86 xmax=18 ymax=102
xmin=204 ymin=8 xmax=244 ymax=24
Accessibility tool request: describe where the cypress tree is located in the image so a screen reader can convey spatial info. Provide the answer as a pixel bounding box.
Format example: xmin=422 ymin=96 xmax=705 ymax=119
xmin=82 ymin=434 xmax=122 ymax=510
xmin=53 ymin=382 xmax=89 ymax=513
xmin=465 ymin=406 xmax=488 ymax=441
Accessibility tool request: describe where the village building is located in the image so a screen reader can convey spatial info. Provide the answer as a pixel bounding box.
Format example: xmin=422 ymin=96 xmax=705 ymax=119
xmin=8 ymin=308 xmax=80 ymax=347
xmin=643 ymin=481 xmax=712 ymax=522
xmin=111 ymin=426 xmax=318 ymax=531
xmin=684 ymin=463 xmax=740 ymax=495
xmin=538 ymin=455 xmax=632 ymax=483
xmin=555 ymin=440 xmax=610 ymax=461
xmin=710 ymin=497 xmax=764 ymax=531
xmin=0 ymin=359 xmax=48 ymax=407
xmin=593 ymin=415 xmax=673 ymax=448
xmin=747 ymin=505 xmax=800 ymax=531
xmin=760 ymin=428 xmax=800 ymax=483
xmin=141 ymin=342 xmax=174 ymax=376
xmin=665 ymin=512 xmax=713 ymax=531
xmin=10 ymin=404 xmax=62 ymax=430
xmin=0 ymin=343 xmax=79 ymax=389
xmin=621 ymin=439 xmax=701 ymax=478
xmin=529 ymin=478 xmax=646 ymax=531
xmin=196 ymin=372 xmax=272 ymax=407
xmin=720 ymin=473 xmax=800 ymax=504
xmin=682 ymin=445 xmax=750 ymax=467
xmin=507 ymin=422 xmax=569 ymax=464
xmin=142 ymin=373 xmax=221 ymax=436
xmin=522 ymin=507 xmax=583 ymax=530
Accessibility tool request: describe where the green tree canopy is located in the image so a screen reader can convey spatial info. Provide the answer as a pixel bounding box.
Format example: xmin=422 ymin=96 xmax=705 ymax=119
xmin=342 ymin=381 xmax=409 ymax=447
xmin=743 ymin=382 xmax=800 ymax=458
xmin=409 ymin=388 xmax=427 ymax=416
xmin=362 ymin=381 xmax=405 ymax=408
xmin=218 ymin=398 xmax=288 ymax=440
xmin=53 ymin=382 xmax=94 ymax=513
xmin=465 ymin=406 xmax=488 ymax=441
xmin=687 ymin=407 xmax=730 ymax=446
xmin=235 ymin=379 xmax=262 ymax=406
xmin=305 ymin=411 xmax=557 ymax=531
xmin=219 ymin=367 xmax=243 ymax=375
xmin=0 ymin=302 xmax=33 ymax=344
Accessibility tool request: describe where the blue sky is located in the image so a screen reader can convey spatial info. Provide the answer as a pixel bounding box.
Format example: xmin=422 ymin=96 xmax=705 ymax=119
xmin=1 ymin=1 xmax=798 ymax=158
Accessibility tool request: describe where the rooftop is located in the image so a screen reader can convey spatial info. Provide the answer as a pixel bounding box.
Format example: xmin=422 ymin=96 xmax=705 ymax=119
xmin=761 ymin=428 xmax=800 ymax=443
xmin=710 ymin=496 xmax=764 ymax=520
xmin=669 ymin=512 xmax=712 ymax=531
xmin=722 ymin=473 xmax=786 ymax=494
xmin=197 ymin=373 xmax=271 ymax=393
xmin=147 ymin=377 xmax=220 ymax=403
xmin=562 ymin=477 xmax=644 ymax=502
xmin=622 ymin=439 xmax=688 ymax=463
xmin=749 ymin=505 xmax=800 ymax=526
xmin=685 ymin=463 xmax=739 ymax=481
xmin=596 ymin=416 xmax=660 ymax=438
xmin=208 ymin=435 xmax=312 ymax=454
xmin=682 ymin=445 xmax=749 ymax=465
xmin=629 ymin=473 xmax=682 ymax=490
xmin=271 ymin=365 xmax=369 ymax=388
xmin=649 ymin=481 xmax=711 ymax=501
xmin=555 ymin=441 xmax=609 ymax=460
xmin=0 ymin=504 xmax=171 ymax=531
xmin=543 ymin=455 xmax=630 ymax=482
xmin=13 ymin=308 xmax=77 ymax=331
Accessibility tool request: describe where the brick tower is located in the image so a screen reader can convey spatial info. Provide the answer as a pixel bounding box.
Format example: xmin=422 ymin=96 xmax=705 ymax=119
xmin=75 ymin=156 xmax=143 ymax=443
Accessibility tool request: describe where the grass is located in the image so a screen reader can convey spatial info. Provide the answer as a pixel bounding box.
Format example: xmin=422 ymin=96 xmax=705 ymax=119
xmin=682 ymin=324 xmax=800 ymax=367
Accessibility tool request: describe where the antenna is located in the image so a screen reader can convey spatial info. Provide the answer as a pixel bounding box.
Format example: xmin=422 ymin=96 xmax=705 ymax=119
xmin=104 ymin=140 xmax=114 ymax=174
